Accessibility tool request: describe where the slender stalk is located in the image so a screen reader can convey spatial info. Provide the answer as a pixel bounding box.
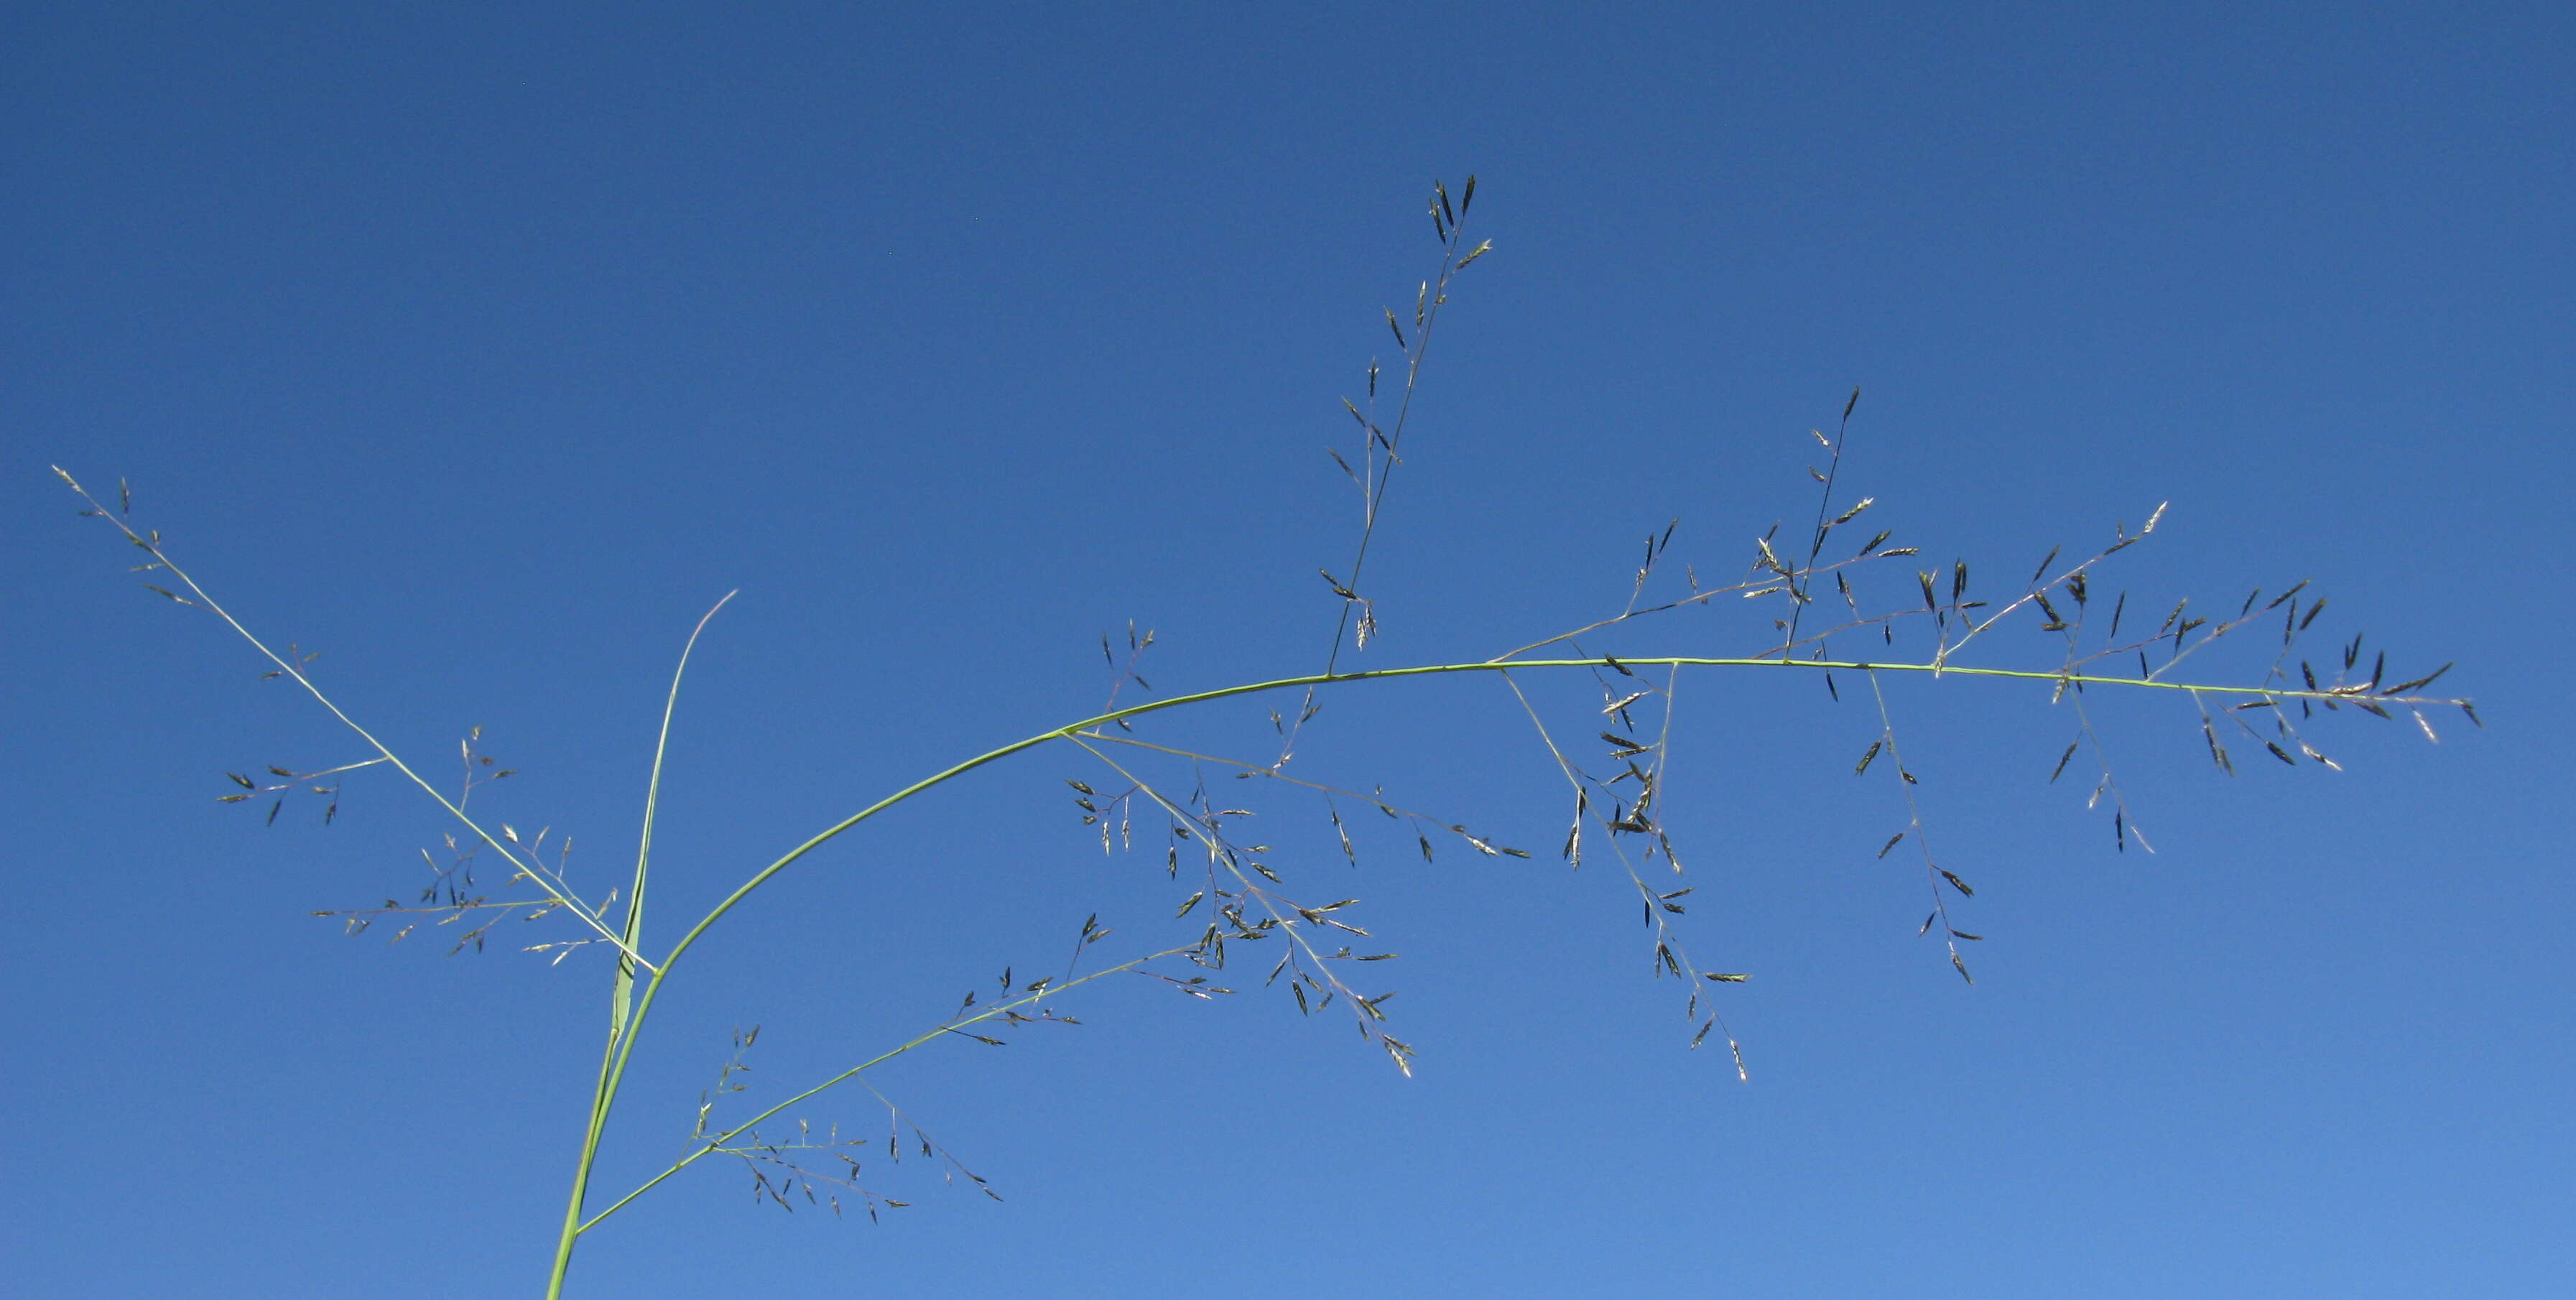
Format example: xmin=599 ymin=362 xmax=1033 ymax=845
xmin=667 ymin=654 xmax=2396 ymax=1010
xmin=51 ymin=469 xmax=654 ymax=972
xmin=618 ymin=593 xmax=734 ymax=1033
xmin=1278 ymin=185 xmax=1478 ymax=763
xmin=575 ymin=947 xmax=1187 ymax=1235
xmin=545 ymin=593 xmax=733 ymax=1297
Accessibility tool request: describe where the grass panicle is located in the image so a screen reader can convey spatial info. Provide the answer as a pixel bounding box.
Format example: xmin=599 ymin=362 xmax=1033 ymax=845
xmin=55 ymin=177 xmax=2470 ymax=1295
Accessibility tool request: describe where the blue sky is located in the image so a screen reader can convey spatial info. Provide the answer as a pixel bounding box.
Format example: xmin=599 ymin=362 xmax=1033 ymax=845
xmin=8 ymin=4 xmax=2571 ymax=1296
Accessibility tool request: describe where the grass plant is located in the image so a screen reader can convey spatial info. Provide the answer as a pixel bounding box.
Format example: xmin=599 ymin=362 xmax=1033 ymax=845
xmin=57 ymin=178 xmax=2470 ymax=1295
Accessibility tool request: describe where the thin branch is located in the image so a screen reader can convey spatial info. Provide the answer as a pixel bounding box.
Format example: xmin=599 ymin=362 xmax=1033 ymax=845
xmin=575 ymin=947 xmax=1188 ymax=1234
xmin=55 ymin=468 xmax=654 ymax=972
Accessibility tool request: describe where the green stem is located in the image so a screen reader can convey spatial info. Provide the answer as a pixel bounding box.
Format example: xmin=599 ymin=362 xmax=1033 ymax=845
xmin=545 ymin=1028 xmax=625 ymax=1298
xmin=546 ymin=594 xmax=733 ymax=1298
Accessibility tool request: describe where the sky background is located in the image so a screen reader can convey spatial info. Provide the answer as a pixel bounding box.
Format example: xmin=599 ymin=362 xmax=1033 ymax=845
xmin=8 ymin=4 xmax=2572 ymax=1296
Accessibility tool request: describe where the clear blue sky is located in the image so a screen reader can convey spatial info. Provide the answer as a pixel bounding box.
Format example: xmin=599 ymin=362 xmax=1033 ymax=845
xmin=9 ymin=4 xmax=2571 ymax=1296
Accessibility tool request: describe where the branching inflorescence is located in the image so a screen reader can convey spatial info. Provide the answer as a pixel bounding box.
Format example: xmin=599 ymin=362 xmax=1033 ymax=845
xmin=56 ymin=176 xmax=2470 ymax=1296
